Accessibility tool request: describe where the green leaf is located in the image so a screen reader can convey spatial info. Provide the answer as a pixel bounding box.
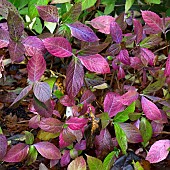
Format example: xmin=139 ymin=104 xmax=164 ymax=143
xmin=86 ymin=155 xmax=103 ymax=170
xmin=44 ymin=22 xmax=57 ymax=34
xmin=139 ymin=117 xmax=152 ymax=147
xmin=26 ymin=145 xmax=38 ymax=165
xmin=113 ymin=102 xmax=136 ymax=123
xmin=125 ymin=0 xmax=135 ymax=13
xmin=0 ymin=127 xmax=3 ymax=134
xmin=99 ymin=112 xmax=110 ymax=129
xmin=144 ymin=0 xmax=160 ymax=4
xmin=44 ymin=77 xmax=57 ymax=90
xmin=114 ymin=123 xmax=127 ymax=154
xmin=132 ymin=160 xmax=144 ymax=170
xmin=53 ymin=90 xmax=64 ymax=99
xmin=32 ymin=17 xmax=42 ymax=34
xmin=128 ymin=112 xmax=142 ymax=121
xmin=76 ymin=0 xmax=97 ymax=11
xmin=25 ymin=131 xmax=34 ymax=145
xmin=103 ymin=151 xmax=117 ymax=170
xmin=37 ymin=130 xmax=60 ymax=141
xmin=101 ymin=0 xmax=116 ymax=15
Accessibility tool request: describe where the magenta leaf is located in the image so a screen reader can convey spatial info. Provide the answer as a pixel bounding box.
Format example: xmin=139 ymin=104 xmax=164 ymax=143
xmin=141 ymin=96 xmax=162 ymax=121
xmin=3 ymin=143 xmax=29 ymax=162
xmin=66 ymin=117 xmax=88 ymax=130
xmin=39 ymin=118 xmax=63 ymax=133
xmin=60 ymin=150 xmax=71 ymax=167
xmin=80 ymin=90 xmax=96 ymax=104
xmin=27 ymin=54 xmax=46 ymax=82
xmin=33 ymin=82 xmax=51 ymax=103
xmin=141 ymin=11 xmax=162 ymax=33
xmin=34 ymin=142 xmax=61 ymax=160
xmin=74 ymin=140 xmax=86 ymax=151
xmin=107 ymin=44 xmax=121 ymax=56
xmin=43 ymin=37 xmax=72 ymax=57
xmin=116 ymin=49 xmax=130 ymax=65
xmin=133 ymin=19 xmax=143 ymax=44
xmin=36 ymin=5 xmax=59 ymax=22
xmin=110 ymin=21 xmax=122 ymax=43
xmin=0 ymin=135 xmax=7 ymax=160
xmin=10 ymin=84 xmax=33 ymax=106
xmin=66 ymin=58 xmax=84 ymax=97
xmin=164 ymin=54 xmax=170 ymax=77
xmin=67 ymin=21 xmax=99 ymax=42
xmin=146 ymin=140 xmax=170 ymax=163
xmin=0 ymin=28 xmax=9 ymax=48
xmin=59 ymin=95 xmax=75 ymax=107
xmin=78 ymin=54 xmax=110 ymax=74
xmin=117 ymin=66 xmax=125 ymax=80
xmin=88 ymin=16 xmax=115 ymax=34
xmin=104 ymin=92 xmax=124 ymax=117
xmin=67 ymin=156 xmax=86 ymax=170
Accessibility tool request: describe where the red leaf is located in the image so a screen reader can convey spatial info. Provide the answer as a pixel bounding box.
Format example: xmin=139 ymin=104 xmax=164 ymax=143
xmin=89 ymin=16 xmax=115 ymax=34
xmin=67 ymin=21 xmax=99 ymax=42
xmin=116 ymin=49 xmax=130 ymax=65
xmin=36 ymin=5 xmax=59 ymax=22
xmin=34 ymin=142 xmax=61 ymax=160
xmin=0 ymin=28 xmax=9 ymax=48
xmin=68 ymin=156 xmax=86 ymax=170
xmin=164 ymin=54 xmax=170 ymax=77
xmin=133 ymin=19 xmax=143 ymax=44
xmin=43 ymin=37 xmax=72 ymax=57
xmin=80 ymin=90 xmax=96 ymax=104
xmin=27 ymin=54 xmax=46 ymax=82
xmin=39 ymin=118 xmax=63 ymax=133
xmin=78 ymin=54 xmax=110 ymax=74
xmin=3 ymin=143 xmax=29 ymax=162
xmin=60 ymin=95 xmax=75 ymax=107
xmin=0 ymin=135 xmax=7 ymax=160
xmin=141 ymin=11 xmax=162 ymax=32
xmin=66 ymin=117 xmax=88 ymax=130
xmin=33 ymin=82 xmax=51 ymax=103
xmin=110 ymin=21 xmax=122 ymax=43
xmin=146 ymin=140 xmax=170 ymax=163
xmin=141 ymin=96 xmax=162 ymax=121
xmin=66 ymin=58 xmax=84 ymax=97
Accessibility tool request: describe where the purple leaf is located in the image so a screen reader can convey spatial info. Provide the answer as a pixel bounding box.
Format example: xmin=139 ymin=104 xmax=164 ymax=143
xmin=10 ymin=84 xmax=33 ymax=106
xmin=0 ymin=135 xmax=7 ymax=160
xmin=88 ymin=16 xmax=115 ymax=34
xmin=119 ymin=123 xmax=143 ymax=143
xmin=34 ymin=142 xmax=61 ymax=160
xmin=146 ymin=140 xmax=170 ymax=163
xmin=117 ymin=66 xmax=125 ymax=80
xmin=60 ymin=150 xmax=71 ymax=167
xmin=151 ymin=121 xmax=164 ymax=137
xmin=59 ymin=95 xmax=75 ymax=107
xmin=141 ymin=96 xmax=162 ymax=121
xmin=33 ymin=82 xmax=51 ymax=103
xmin=0 ymin=28 xmax=9 ymax=48
xmin=78 ymin=54 xmax=110 ymax=74
xmin=110 ymin=21 xmax=122 ymax=43
xmin=133 ymin=19 xmax=143 ymax=44
xmin=107 ymin=44 xmax=121 ymax=56
xmin=141 ymin=11 xmax=162 ymax=33
xmin=116 ymin=49 xmax=130 ymax=65
xmin=130 ymin=57 xmax=142 ymax=69
xmin=68 ymin=156 xmax=86 ymax=170
xmin=74 ymin=140 xmax=86 ymax=151
xmin=67 ymin=21 xmax=99 ymax=42
xmin=36 ymin=5 xmax=59 ymax=22
xmin=29 ymin=114 xmax=40 ymax=129
xmin=43 ymin=37 xmax=72 ymax=57
xmin=39 ymin=118 xmax=63 ymax=133
xmin=80 ymin=90 xmax=96 ymax=104
xmin=164 ymin=54 xmax=170 ymax=77
xmin=66 ymin=117 xmax=88 ymax=130
xmin=27 ymin=54 xmax=46 ymax=82
xmin=66 ymin=58 xmax=84 ymax=97
xmin=104 ymin=92 xmax=125 ymax=117
xmin=3 ymin=143 xmax=29 ymax=162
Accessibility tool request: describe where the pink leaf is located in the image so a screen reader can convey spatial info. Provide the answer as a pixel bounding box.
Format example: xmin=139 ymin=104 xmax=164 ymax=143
xmin=43 ymin=37 xmax=72 ymax=57
xmin=67 ymin=156 xmax=86 ymax=170
xmin=39 ymin=118 xmax=63 ymax=133
xmin=3 ymin=143 xmax=29 ymax=162
xmin=60 ymin=95 xmax=75 ymax=107
xmin=27 ymin=54 xmax=46 ymax=82
xmin=66 ymin=58 xmax=84 ymax=97
xmin=34 ymin=142 xmax=61 ymax=160
xmin=104 ymin=92 xmax=124 ymax=117
xmin=66 ymin=117 xmax=88 ymax=130
xmin=116 ymin=49 xmax=130 ymax=65
xmin=141 ymin=11 xmax=162 ymax=32
xmin=133 ymin=19 xmax=143 ymax=44
xmin=78 ymin=54 xmax=110 ymax=74
xmin=164 ymin=54 xmax=170 ymax=77
xmin=110 ymin=21 xmax=122 ymax=43
xmin=0 ymin=28 xmax=9 ymax=48
xmin=0 ymin=135 xmax=7 ymax=160
xmin=67 ymin=21 xmax=99 ymax=42
xmin=130 ymin=57 xmax=142 ymax=69
xmin=89 ymin=16 xmax=115 ymax=34
xmin=80 ymin=90 xmax=96 ymax=104
xmin=60 ymin=150 xmax=71 ymax=167
xmin=59 ymin=132 xmax=73 ymax=148
xmin=141 ymin=96 xmax=162 ymax=121
xmin=29 ymin=114 xmax=40 ymax=129
xmin=117 ymin=66 xmax=125 ymax=80
xmin=33 ymin=82 xmax=51 ymax=103
xmin=146 ymin=140 xmax=170 ymax=163
xmin=36 ymin=5 xmax=59 ymax=22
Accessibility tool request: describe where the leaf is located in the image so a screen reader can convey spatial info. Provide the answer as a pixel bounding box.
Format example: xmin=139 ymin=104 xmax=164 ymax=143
xmin=133 ymin=19 xmax=143 ymax=44
xmin=117 ymin=66 xmax=125 ymax=80
xmin=25 ymin=131 xmax=34 ymax=145
xmin=36 ymin=5 xmax=59 ymax=22
xmin=164 ymin=54 xmax=170 ymax=77
xmin=43 ymin=37 xmax=72 ymax=57
xmin=60 ymin=95 xmax=75 ymax=107
xmin=34 ymin=142 xmax=61 ymax=159
xmin=78 ymin=54 xmax=110 ymax=74
xmin=26 ymin=145 xmax=38 ymax=165
xmin=141 ymin=96 xmax=162 ymax=121
xmin=141 ymin=11 xmax=162 ymax=32
xmin=80 ymin=90 xmax=96 ymax=104
xmin=99 ymin=112 xmax=110 ymax=129
xmin=67 ymin=156 xmax=86 ymax=170
xmin=29 ymin=114 xmax=41 ymax=129
xmin=86 ymin=155 xmax=103 ymax=170
xmin=74 ymin=140 xmax=86 ymax=151
xmin=32 ymin=17 xmax=43 ymax=34
xmin=107 ymin=44 xmax=121 ymax=56
xmin=51 ymin=0 xmax=70 ymax=3
xmin=37 ymin=130 xmax=59 ymax=141
xmin=125 ymin=0 xmax=134 ymax=13
xmin=66 ymin=57 xmax=84 ymax=97
xmin=0 ymin=28 xmax=9 ymax=48
xmin=114 ymin=123 xmax=127 ymax=154
xmin=144 ymin=0 xmax=160 ymax=4
xmin=27 ymin=54 xmax=46 ymax=82
xmin=3 ymin=143 xmax=29 ymax=162
xmin=76 ymin=0 xmax=97 ymax=11
xmin=60 ymin=150 xmax=71 ymax=167
xmin=151 ymin=121 xmax=164 ymax=137
xmin=39 ymin=118 xmax=63 ymax=133
xmin=67 ymin=21 xmax=99 ymax=42
xmin=0 ymin=134 xmax=7 ymax=160
xmin=116 ymin=49 xmax=130 ymax=65
xmin=88 ymin=16 xmax=115 ymax=34
xmin=110 ymin=21 xmax=122 ymax=43
xmin=146 ymin=140 xmax=170 ymax=163
xmin=10 ymin=84 xmax=33 ymax=106
xmin=33 ymin=82 xmax=51 ymax=103
xmin=103 ymin=151 xmax=117 ymax=170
